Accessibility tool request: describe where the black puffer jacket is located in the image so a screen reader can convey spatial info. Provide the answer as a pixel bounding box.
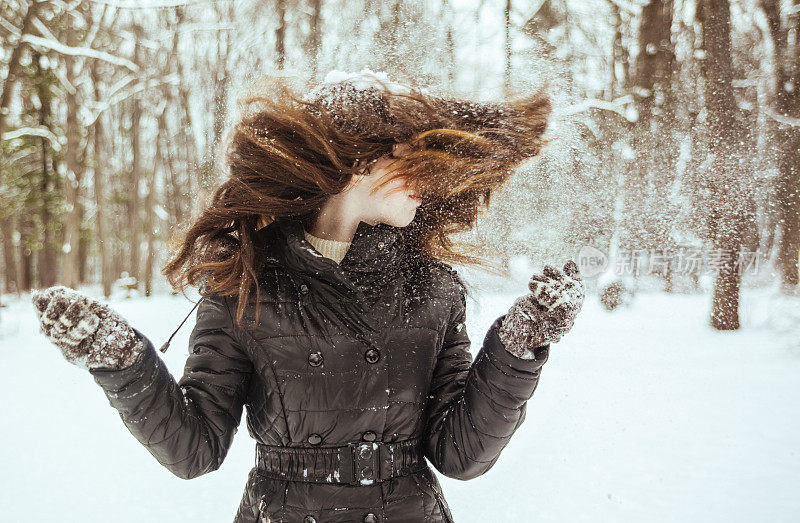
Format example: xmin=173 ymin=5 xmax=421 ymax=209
xmin=89 ymin=217 xmax=550 ymax=522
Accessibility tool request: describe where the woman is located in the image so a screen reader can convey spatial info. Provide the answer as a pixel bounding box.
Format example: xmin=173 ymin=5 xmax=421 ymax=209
xmin=32 ymin=70 xmax=585 ymax=522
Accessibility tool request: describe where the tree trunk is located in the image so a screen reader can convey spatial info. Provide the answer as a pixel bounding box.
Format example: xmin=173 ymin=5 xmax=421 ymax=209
xmin=621 ymin=0 xmax=675 ymax=256
xmin=18 ymin=208 xmax=34 ymax=292
xmin=0 ymin=216 xmax=19 ymax=294
xmin=276 ymin=0 xmax=287 ymax=70
xmin=698 ymin=0 xmax=749 ymax=330
xmin=211 ymin=18 xmax=231 ymax=178
xmin=77 ymin=148 xmax=88 ymax=283
xmin=63 ymin=12 xmax=82 ymax=289
xmin=143 ymin=152 xmax=158 ymax=297
xmin=444 ymin=0 xmax=456 ymax=87
xmin=143 ymin=102 xmax=165 ymax=297
xmin=92 ymin=60 xmax=112 ymax=298
xmin=309 ymin=0 xmax=322 ymax=80
xmin=0 ymin=0 xmax=43 ymax=296
xmin=129 ymin=23 xmax=144 ymax=289
xmin=0 ymin=0 xmax=42 ymax=139
xmin=32 ymin=49 xmax=58 ymax=289
xmin=157 ymin=98 xmax=182 ymax=227
xmin=762 ymin=0 xmax=800 ymax=289
xmin=163 ymin=24 xmax=183 ymax=227
xmin=162 ymin=8 xmax=200 ymax=223
xmin=503 ymin=0 xmax=512 ymax=96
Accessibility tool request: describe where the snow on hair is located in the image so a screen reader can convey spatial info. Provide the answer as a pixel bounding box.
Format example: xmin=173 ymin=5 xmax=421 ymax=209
xmin=303 ymin=68 xmax=430 ymax=102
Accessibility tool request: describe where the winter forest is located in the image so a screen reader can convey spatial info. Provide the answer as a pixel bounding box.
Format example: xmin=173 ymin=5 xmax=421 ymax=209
xmin=2 ymin=0 xmax=800 ymax=521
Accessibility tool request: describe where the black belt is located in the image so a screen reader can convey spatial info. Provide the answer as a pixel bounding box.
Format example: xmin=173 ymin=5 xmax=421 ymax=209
xmin=255 ymin=438 xmax=426 ymax=486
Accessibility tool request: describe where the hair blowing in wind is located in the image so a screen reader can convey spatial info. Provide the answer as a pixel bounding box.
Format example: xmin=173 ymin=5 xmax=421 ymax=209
xmin=162 ymin=72 xmax=551 ymax=327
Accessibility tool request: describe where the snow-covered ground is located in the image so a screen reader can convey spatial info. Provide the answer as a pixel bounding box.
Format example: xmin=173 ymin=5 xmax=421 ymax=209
xmin=2 ymin=274 xmax=799 ymax=522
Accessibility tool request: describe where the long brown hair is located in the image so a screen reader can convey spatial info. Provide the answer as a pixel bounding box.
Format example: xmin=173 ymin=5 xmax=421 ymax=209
xmin=162 ymin=74 xmax=551 ymax=327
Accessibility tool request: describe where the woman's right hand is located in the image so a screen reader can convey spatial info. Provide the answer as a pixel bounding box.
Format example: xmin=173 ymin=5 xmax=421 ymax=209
xmin=32 ymin=285 xmax=144 ymax=371
xmin=498 ymin=260 xmax=585 ymax=359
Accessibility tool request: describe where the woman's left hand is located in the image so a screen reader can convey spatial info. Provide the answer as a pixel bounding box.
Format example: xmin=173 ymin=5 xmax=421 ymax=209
xmin=32 ymin=285 xmax=144 ymax=370
xmin=498 ymin=260 xmax=585 ymax=359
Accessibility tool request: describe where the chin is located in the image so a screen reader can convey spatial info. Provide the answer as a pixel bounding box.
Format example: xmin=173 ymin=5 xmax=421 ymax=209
xmin=379 ymin=211 xmax=417 ymax=228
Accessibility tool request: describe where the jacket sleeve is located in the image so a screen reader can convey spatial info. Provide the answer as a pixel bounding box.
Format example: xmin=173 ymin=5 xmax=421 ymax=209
xmin=88 ymin=294 xmax=253 ymax=480
xmin=423 ymin=272 xmax=550 ymax=480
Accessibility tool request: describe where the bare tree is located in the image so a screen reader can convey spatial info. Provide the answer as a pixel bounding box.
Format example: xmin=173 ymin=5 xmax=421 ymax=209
xmin=503 ymin=0 xmax=512 ymax=95
xmin=0 ymin=0 xmax=44 ymax=295
xmin=92 ymin=58 xmax=112 ymax=298
xmin=698 ymin=0 xmax=751 ymax=330
xmin=620 ymin=0 xmax=676 ymax=264
xmin=62 ymin=7 xmax=82 ymax=289
xmin=128 ymin=22 xmax=144 ymax=289
xmin=761 ymin=0 xmax=800 ymax=290
xmin=33 ymin=49 xmax=58 ymax=289
xmin=276 ymin=0 xmax=287 ymax=70
xmin=308 ymin=0 xmax=323 ymax=80
xmin=0 ymin=0 xmax=42 ymax=138
xmin=143 ymin=105 xmax=162 ymax=297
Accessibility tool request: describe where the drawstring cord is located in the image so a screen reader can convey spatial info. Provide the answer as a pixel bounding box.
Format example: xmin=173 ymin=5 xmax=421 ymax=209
xmin=158 ymin=296 xmax=206 ymax=353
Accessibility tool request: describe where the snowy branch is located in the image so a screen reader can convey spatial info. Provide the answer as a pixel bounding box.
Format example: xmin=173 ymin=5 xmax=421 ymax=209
xmin=603 ymin=0 xmax=644 ymax=15
xmin=106 ymin=74 xmax=137 ymax=101
xmin=86 ymin=0 xmax=219 ymax=8
xmin=561 ymin=95 xmax=636 ymax=118
xmin=2 ymin=126 xmax=63 ymax=150
xmin=84 ymin=74 xmax=181 ymax=126
xmin=21 ymin=33 xmax=139 ymax=72
xmin=764 ymin=107 xmax=800 ymax=127
xmin=0 ymin=15 xmax=21 ymax=36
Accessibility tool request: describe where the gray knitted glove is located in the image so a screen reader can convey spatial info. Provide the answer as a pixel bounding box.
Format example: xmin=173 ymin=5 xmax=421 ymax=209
xmin=498 ymin=260 xmax=585 ymax=359
xmin=32 ymin=285 xmax=144 ymax=370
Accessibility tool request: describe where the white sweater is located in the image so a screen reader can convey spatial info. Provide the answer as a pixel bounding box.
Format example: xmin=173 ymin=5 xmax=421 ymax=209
xmin=303 ymin=228 xmax=352 ymax=264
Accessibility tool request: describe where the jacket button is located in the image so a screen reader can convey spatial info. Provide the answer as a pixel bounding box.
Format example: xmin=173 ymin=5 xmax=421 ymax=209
xmin=308 ymin=351 xmax=323 ymax=367
xmin=303 ymin=516 xmax=316 ymax=523
xmin=364 ymin=514 xmax=379 ymax=523
xmin=364 ymin=348 xmax=380 ymax=364
xmin=299 ymin=283 xmax=309 ymax=294
xmin=307 ymin=433 xmax=322 ymax=446
xmin=362 ymin=430 xmax=377 ymax=442
xmin=377 ymin=241 xmax=385 ymax=249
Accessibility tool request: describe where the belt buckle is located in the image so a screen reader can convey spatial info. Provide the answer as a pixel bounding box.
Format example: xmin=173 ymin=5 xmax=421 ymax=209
xmin=349 ymin=441 xmax=380 ymax=486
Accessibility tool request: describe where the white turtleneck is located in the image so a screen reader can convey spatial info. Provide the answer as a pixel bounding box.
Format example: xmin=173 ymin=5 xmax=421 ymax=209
xmin=303 ymin=228 xmax=352 ymax=264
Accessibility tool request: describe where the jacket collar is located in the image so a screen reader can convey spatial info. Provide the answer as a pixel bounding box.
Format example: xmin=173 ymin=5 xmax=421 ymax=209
xmin=260 ymin=216 xmax=406 ymax=295
xmin=161 ymin=218 xmax=406 ymax=352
